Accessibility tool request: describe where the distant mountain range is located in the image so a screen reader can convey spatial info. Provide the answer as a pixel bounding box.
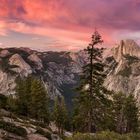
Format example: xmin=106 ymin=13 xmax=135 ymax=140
xmin=0 ymin=39 xmax=140 ymax=106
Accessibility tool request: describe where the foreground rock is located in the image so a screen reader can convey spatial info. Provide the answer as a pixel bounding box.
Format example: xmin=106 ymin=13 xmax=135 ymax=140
xmin=0 ymin=109 xmax=62 ymax=140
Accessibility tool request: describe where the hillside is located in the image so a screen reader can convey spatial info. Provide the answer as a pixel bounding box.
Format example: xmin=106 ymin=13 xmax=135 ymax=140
xmin=0 ymin=39 xmax=140 ymax=103
xmin=0 ymin=48 xmax=86 ymax=100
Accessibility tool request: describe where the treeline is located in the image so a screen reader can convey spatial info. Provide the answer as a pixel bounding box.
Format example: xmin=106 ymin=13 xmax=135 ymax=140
xmin=0 ymin=75 xmax=68 ymax=135
xmin=0 ymin=31 xmax=140 ymax=138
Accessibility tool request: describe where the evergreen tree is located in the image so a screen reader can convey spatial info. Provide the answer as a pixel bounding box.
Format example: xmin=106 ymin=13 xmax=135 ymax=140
xmin=30 ymin=78 xmax=49 ymax=123
xmin=53 ymin=96 xmax=68 ymax=135
xmin=6 ymin=94 xmax=17 ymax=112
xmin=125 ymin=94 xmax=139 ymax=133
xmin=112 ymin=92 xmax=127 ymax=133
xmin=112 ymin=92 xmax=139 ymax=133
xmin=0 ymin=94 xmax=7 ymax=109
xmin=15 ymin=76 xmax=32 ymax=116
xmin=15 ymin=75 xmax=50 ymax=123
xmin=74 ymin=31 xmax=111 ymax=132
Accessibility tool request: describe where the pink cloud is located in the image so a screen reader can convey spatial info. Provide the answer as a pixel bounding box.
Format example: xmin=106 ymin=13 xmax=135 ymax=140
xmin=8 ymin=21 xmax=89 ymax=43
xmin=0 ymin=20 xmax=8 ymax=36
xmin=0 ymin=0 xmax=140 ymax=50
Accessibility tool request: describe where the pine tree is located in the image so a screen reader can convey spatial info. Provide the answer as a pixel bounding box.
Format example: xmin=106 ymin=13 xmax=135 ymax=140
xmin=53 ymin=96 xmax=68 ymax=135
xmin=112 ymin=92 xmax=139 ymax=133
xmin=30 ymin=78 xmax=49 ymax=123
xmin=15 ymin=76 xmax=32 ymax=116
xmin=125 ymin=94 xmax=139 ymax=133
xmin=15 ymin=75 xmax=50 ymax=123
xmin=112 ymin=92 xmax=127 ymax=133
xmin=74 ymin=31 xmax=111 ymax=132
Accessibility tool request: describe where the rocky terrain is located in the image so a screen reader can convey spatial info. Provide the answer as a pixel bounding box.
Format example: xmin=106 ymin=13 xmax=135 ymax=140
xmin=0 ymin=39 xmax=140 ymax=103
xmin=0 ymin=48 xmax=86 ymax=101
xmin=0 ymin=108 xmax=63 ymax=140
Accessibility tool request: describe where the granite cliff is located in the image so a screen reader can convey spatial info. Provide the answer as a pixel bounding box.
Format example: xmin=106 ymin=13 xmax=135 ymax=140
xmin=0 ymin=40 xmax=140 ymax=102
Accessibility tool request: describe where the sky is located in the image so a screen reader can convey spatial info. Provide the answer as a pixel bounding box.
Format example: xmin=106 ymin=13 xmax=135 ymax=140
xmin=0 ymin=0 xmax=140 ymax=51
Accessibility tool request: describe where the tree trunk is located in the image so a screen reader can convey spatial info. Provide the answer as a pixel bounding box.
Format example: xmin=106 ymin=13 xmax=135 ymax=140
xmin=87 ymin=110 xmax=92 ymax=132
xmin=87 ymin=45 xmax=94 ymax=133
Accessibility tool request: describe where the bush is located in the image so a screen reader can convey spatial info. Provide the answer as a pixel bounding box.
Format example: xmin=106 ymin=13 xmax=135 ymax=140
xmin=36 ymin=127 xmax=52 ymax=140
xmin=66 ymin=131 xmax=140 ymax=140
xmin=66 ymin=133 xmax=94 ymax=140
xmin=0 ymin=94 xmax=7 ymax=109
xmin=0 ymin=120 xmax=27 ymax=137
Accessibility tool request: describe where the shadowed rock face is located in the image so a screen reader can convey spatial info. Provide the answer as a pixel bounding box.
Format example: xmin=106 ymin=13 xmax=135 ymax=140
xmin=28 ymin=53 xmax=43 ymax=70
xmin=0 ymin=40 xmax=140 ymax=102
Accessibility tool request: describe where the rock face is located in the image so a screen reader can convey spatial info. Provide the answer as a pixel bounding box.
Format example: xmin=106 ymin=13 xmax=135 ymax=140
xmin=111 ymin=40 xmax=140 ymax=61
xmin=0 ymin=48 xmax=86 ymax=99
xmin=28 ymin=53 xmax=43 ymax=70
xmin=0 ymin=49 xmax=10 ymax=58
xmin=104 ymin=40 xmax=140 ymax=102
xmin=0 ymin=109 xmax=62 ymax=140
xmin=0 ymin=40 xmax=140 ymax=102
xmin=0 ymin=70 xmax=16 ymax=95
xmin=9 ymin=54 xmax=32 ymax=76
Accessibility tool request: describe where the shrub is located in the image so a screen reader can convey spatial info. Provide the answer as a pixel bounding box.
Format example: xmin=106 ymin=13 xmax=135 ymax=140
xmin=0 ymin=120 xmax=27 ymax=137
xmin=0 ymin=94 xmax=7 ymax=109
xmin=66 ymin=131 xmax=140 ymax=140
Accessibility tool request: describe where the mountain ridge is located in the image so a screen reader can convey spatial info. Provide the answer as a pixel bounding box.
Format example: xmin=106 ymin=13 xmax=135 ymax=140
xmin=0 ymin=39 xmax=140 ymax=103
xmin=110 ymin=39 xmax=140 ymax=61
xmin=0 ymin=47 xmax=86 ymax=100
xmin=104 ymin=40 xmax=140 ymax=101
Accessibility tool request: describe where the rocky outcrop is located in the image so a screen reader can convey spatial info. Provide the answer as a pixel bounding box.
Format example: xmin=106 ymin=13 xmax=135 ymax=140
xmin=0 ymin=109 xmax=62 ymax=140
xmin=111 ymin=40 xmax=140 ymax=61
xmin=0 ymin=70 xmax=16 ymax=95
xmin=9 ymin=54 xmax=32 ymax=76
xmin=0 ymin=50 xmax=10 ymax=58
xmin=104 ymin=39 xmax=140 ymax=101
xmin=28 ymin=53 xmax=43 ymax=70
xmin=28 ymin=134 xmax=48 ymax=140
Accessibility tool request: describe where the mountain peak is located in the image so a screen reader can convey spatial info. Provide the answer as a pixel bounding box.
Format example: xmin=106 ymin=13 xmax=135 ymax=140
xmin=112 ymin=39 xmax=140 ymax=61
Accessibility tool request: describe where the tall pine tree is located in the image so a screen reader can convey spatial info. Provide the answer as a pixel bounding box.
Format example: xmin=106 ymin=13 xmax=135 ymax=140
xmin=74 ymin=31 xmax=111 ymax=132
xmin=15 ymin=76 xmax=33 ymax=116
xmin=15 ymin=75 xmax=50 ymax=123
xmin=112 ymin=92 xmax=139 ymax=133
xmin=53 ymin=96 xmax=68 ymax=135
xmin=125 ymin=94 xmax=139 ymax=133
xmin=30 ymin=77 xmax=49 ymax=123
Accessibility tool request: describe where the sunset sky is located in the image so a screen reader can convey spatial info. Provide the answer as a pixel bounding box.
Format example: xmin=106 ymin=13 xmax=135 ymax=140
xmin=0 ymin=0 xmax=140 ymax=51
